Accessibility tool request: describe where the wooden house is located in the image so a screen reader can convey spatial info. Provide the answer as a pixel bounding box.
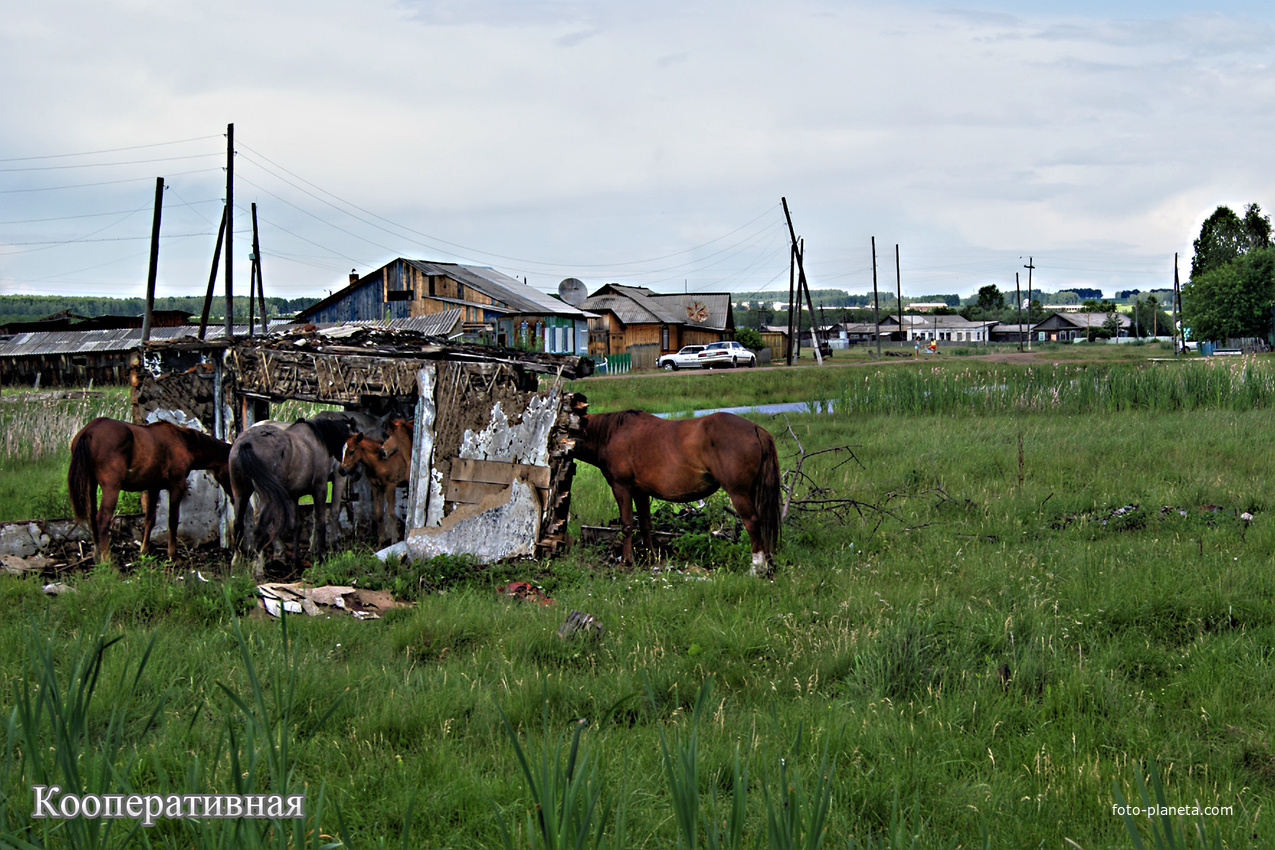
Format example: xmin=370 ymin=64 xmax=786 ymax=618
xmin=1033 ymin=311 xmax=1131 ymax=341
xmin=296 ymin=260 xmax=590 ymax=355
xmin=579 ymin=284 xmax=734 ymax=369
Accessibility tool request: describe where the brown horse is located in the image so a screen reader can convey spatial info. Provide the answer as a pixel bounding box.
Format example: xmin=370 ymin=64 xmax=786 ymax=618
xmin=338 ymin=432 xmax=410 ymax=545
xmin=573 ymin=410 xmax=781 ymax=575
xmin=377 ymin=417 xmax=414 ymax=463
xmin=67 ymin=417 xmax=231 ymax=564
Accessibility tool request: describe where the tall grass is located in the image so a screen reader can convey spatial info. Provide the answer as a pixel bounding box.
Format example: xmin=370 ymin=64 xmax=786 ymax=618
xmin=0 ymin=597 xmax=350 ymax=849
xmin=0 ymin=389 xmax=128 ymax=464
xmin=833 ymin=358 xmax=1275 ymax=417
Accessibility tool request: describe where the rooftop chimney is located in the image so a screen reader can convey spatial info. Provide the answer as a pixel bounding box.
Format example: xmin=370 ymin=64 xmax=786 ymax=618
xmin=349 ymin=269 xmax=359 ymax=285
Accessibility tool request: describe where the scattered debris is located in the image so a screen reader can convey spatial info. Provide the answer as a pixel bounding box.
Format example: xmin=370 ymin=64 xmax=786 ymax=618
xmin=256 ymin=582 xmax=409 ymax=619
xmin=497 ymin=581 xmax=554 ymax=606
xmin=42 ymin=582 xmax=74 ymax=595
xmin=1 ymin=553 xmax=47 ymax=576
xmin=558 ymin=610 xmax=603 ymax=641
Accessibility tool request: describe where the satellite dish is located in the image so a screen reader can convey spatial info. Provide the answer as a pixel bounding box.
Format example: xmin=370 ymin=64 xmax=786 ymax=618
xmin=558 ymin=277 xmax=588 ymax=306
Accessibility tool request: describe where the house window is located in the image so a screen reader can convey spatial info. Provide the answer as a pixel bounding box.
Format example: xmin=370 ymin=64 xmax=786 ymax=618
xmin=662 ymin=325 xmax=669 ymax=350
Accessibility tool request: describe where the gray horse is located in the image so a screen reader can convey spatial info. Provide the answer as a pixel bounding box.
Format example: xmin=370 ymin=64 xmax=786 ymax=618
xmin=228 ymin=417 xmax=350 ymax=566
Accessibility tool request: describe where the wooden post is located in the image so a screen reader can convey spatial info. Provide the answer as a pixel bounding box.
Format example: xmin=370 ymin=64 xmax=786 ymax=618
xmin=255 ymin=213 xmax=268 ymax=335
xmin=197 ymin=207 xmax=226 ymax=340
xmin=786 ymin=242 xmax=796 ymax=365
xmin=871 ymin=237 xmax=881 ymax=359
xmin=1016 ymin=272 xmax=1023 ymax=351
xmin=799 ymin=241 xmax=823 ymax=365
xmin=141 ymin=177 xmax=164 ymax=343
xmin=1023 ymin=256 xmax=1034 ymax=350
xmin=780 ymin=197 xmax=822 ymax=365
xmin=224 ymin=122 xmax=234 ymax=340
xmin=895 ymin=244 xmax=903 ymax=349
xmin=1173 ymin=253 xmax=1181 ymax=355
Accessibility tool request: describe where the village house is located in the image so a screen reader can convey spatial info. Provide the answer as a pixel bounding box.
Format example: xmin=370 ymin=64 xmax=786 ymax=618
xmin=1033 ymin=311 xmax=1132 ymax=341
xmin=296 ymin=260 xmax=590 ymax=356
xmin=579 ymin=284 xmax=734 ymax=370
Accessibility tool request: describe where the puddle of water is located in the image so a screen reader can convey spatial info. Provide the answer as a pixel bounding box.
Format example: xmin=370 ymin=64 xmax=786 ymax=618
xmin=657 ymin=400 xmax=835 ymax=419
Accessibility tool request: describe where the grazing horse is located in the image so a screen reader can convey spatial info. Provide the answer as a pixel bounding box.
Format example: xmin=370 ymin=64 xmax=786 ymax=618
xmin=67 ymin=417 xmax=231 ymax=564
xmin=573 ymin=410 xmax=781 ymax=575
xmin=228 ymin=417 xmax=350 ymax=565
xmin=338 ymin=432 xmax=410 ymax=545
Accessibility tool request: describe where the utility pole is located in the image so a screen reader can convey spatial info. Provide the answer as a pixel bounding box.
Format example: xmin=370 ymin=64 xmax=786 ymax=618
xmin=141 ymin=177 xmax=164 ymax=343
xmin=895 ymin=244 xmax=903 ymax=350
xmin=224 ymin=122 xmax=234 ymax=340
xmin=780 ymin=197 xmax=823 ymax=365
xmin=1016 ymin=272 xmax=1023 ymax=352
xmin=251 ymin=202 xmax=267 ymax=336
xmin=798 ymin=239 xmax=823 ymax=365
xmin=871 ymin=237 xmax=881 ymax=359
xmin=1173 ymin=253 xmax=1181 ymax=355
xmin=1023 ymin=256 xmax=1034 ymax=350
xmin=197 ymin=208 xmax=226 ymax=340
xmin=787 ymin=242 xmax=796 ymax=365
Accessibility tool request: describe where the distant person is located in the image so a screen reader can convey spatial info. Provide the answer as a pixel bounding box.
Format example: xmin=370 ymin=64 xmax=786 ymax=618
xmin=929 ymin=339 xmax=938 ymax=355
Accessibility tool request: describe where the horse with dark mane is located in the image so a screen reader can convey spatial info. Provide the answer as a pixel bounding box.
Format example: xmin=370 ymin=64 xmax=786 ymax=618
xmin=573 ymin=410 xmax=781 ymax=575
xmin=228 ymin=417 xmax=350 ymax=565
xmin=67 ymin=417 xmax=231 ymax=564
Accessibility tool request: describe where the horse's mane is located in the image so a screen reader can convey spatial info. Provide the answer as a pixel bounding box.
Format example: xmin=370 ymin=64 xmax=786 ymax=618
xmin=585 ymin=409 xmax=647 ymax=443
xmin=305 ymin=416 xmax=351 ymax=458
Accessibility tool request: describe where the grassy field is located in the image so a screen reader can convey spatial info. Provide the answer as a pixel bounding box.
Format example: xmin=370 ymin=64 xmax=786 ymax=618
xmin=1 ymin=346 xmax=1273 ymax=848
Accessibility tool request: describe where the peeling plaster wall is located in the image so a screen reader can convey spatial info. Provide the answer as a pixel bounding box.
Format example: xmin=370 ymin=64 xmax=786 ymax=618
xmin=388 ymin=479 xmax=542 ymax=563
xmin=457 ymin=387 xmax=560 ymax=468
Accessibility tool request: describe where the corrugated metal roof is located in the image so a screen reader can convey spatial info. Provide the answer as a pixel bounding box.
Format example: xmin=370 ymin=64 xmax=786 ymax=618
xmin=405 ymin=261 xmax=589 ymax=318
xmin=0 ymin=313 xmax=466 ymax=358
xmin=581 ymin=284 xmax=731 ymax=331
xmin=310 ymin=310 xmax=464 ymax=338
xmin=0 ymin=323 xmax=275 ymax=357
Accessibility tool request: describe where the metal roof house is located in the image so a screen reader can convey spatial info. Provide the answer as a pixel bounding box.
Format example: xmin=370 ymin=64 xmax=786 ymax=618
xmin=296 ymin=260 xmax=590 ymax=356
xmin=1034 ymin=311 xmax=1132 ymax=341
xmin=579 ymin=284 xmax=734 ymax=369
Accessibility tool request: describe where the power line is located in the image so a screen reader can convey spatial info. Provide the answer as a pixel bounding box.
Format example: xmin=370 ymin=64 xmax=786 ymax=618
xmin=0 ymin=136 xmax=221 ymax=164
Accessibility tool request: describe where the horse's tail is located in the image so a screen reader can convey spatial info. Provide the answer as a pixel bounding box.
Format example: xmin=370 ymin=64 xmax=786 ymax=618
xmin=67 ymin=429 xmax=97 ymax=525
xmin=753 ymin=426 xmax=782 ymax=558
xmin=233 ymin=442 xmax=294 ymax=549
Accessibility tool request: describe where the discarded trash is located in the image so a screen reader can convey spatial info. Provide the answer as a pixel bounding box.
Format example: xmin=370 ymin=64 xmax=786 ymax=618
xmin=497 ymin=581 xmax=554 ymax=606
xmin=42 ymin=582 xmax=74 ymax=595
xmin=558 ymin=610 xmax=603 ymax=641
xmin=2 ymin=554 xmax=47 ymax=576
xmin=256 ymin=582 xmax=409 ymax=620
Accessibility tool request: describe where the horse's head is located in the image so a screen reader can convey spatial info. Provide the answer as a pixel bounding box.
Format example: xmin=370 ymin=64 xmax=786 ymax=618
xmin=378 ymin=418 xmax=412 ymax=461
xmin=338 ymin=432 xmax=364 ymax=480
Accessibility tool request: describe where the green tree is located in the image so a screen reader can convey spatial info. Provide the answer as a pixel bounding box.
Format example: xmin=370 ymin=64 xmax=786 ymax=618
xmin=734 ymin=327 xmax=764 ymax=351
xmin=1190 ymin=203 xmax=1272 ymax=278
xmin=976 ymin=285 xmax=1005 ymax=313
xmin=1182 ymin=246 xmax=1275 ymax=341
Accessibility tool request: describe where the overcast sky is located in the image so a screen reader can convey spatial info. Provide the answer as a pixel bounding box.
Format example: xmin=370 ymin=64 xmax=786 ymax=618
xmin=3 ymin=1 xmax=1274 ymax=306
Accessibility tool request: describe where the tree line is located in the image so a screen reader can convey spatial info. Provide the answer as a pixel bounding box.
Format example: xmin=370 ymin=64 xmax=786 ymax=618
xmin=0 ymin=295 xmax=314 ymax=328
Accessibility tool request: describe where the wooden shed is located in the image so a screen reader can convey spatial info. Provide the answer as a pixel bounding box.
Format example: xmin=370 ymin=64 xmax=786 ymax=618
xmin=133 ymin=324 xmax=593 ymax=561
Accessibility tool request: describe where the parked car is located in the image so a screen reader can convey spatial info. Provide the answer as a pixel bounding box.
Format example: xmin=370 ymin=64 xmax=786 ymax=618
xmin=697 ymin=340 xmax=757 ymax=368
xmin=657 ymin=345 xmax=708 ymax=370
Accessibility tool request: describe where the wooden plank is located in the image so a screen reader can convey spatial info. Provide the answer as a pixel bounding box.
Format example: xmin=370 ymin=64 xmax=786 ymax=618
xmin=446 ymin=478 xmax=548 ymax=507
xmin=450 ymin=458 xmax=550 ymax=489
